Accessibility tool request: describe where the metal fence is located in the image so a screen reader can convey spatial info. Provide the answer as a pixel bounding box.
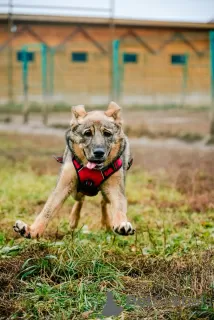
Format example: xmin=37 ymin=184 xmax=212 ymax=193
xmin=0 ymin=37 xmax=212 ymax=113
xmin=117 ymin=51 xmax=210 ymax=107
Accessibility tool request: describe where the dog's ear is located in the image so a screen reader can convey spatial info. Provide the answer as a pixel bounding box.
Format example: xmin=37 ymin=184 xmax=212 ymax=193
xmin=105 ymin=101 xmax=122 ymax=124
xmin=71 ymin=105 xmax=87 ymax=125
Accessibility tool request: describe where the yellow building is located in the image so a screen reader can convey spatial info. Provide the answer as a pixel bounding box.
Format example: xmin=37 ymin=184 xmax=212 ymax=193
xmin=0 ymin=14 xmax=214 ymax=106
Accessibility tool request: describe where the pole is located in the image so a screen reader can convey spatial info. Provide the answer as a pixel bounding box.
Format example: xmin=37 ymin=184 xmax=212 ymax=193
xmin=22 ymin=49 xmax=29 ymax=123
xmin=112 ymin=40 xmax=120 ymax=101
xmin=41 ymin=43 xmax=48 ymax=125
xmin=209 ymin=31 xmax=214 ymax=136
xmin=8 ymin=0 xmax=13 ymax=106
xmin=110 ymin=0 xmax=116 ymax=101
xmin=49 ymin=48 xmax=55 ymax=97
xmin=181 ymin=53 xmax=188 ymax=107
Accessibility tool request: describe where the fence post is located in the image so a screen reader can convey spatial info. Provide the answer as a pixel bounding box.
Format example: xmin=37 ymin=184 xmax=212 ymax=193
xmin=8 ymin=44 xmax=13 ymax=106
xmin=22 ymin=48 xmax=29 ymax=124
xmin=41 ymin=43 xmax=48 ymax=125
xmin=49 ymin=48 xmax=55 ymax=97
xmin=119 ymin=52 xmax=124 ymax=101
xmin=181 ymin=53 xmax=188 ymax=107
xmin=112 ymin=39 xmax=120 ymax=101
xmin=210 ymin=31 xmax=214 ymax=136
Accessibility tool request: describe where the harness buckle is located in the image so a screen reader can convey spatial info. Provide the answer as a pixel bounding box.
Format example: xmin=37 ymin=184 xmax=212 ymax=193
xmin=54 ymin=156 xmax=64 ymax=164
xmin=127 ymin=158 xmax=133 ymax=170
xmin=83 ymin=180 xmax=94 ymax=187
xmin=80 ymin=179 xmax=99 ymax=197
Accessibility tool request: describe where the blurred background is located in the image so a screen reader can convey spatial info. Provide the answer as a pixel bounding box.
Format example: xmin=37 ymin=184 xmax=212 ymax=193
xmin=0 ymin=0 xmax=214 ymax=130
xmin=1 ymin=4 xmax=214 ymax=318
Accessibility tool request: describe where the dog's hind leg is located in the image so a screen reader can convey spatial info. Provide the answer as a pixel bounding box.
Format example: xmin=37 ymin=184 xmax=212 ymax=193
xmin=101 ymin=199 xmax=112 ymax=231
xmin=69 ymin=195 xmax=84 ymax=230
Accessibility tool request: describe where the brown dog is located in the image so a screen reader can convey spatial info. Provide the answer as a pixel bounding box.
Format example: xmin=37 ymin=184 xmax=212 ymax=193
xmin=13 ymin=102 xmax=135 ymax=238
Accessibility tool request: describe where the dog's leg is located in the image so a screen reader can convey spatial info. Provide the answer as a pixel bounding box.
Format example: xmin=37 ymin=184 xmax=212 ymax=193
xmin=101 ymin=171 xmax=135 ymax=236
xmin=14 ymin=162 xmax=76 ymax=238
xmin=101 ymin=199 xmax=112 ymax=231
xmin=110 ymin=191 xmax=135 ymax=236
xmin=69 ymin=196 xmax=84 ymax=230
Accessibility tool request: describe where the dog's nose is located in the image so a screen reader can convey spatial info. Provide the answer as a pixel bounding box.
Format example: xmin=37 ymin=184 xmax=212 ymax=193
xmin=93 ymin=148 xmax=105 ymax=158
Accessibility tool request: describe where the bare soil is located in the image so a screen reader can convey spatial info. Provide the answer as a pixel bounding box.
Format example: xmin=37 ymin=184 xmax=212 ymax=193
xmin=0 ymin=109 xmax=211 ymax=139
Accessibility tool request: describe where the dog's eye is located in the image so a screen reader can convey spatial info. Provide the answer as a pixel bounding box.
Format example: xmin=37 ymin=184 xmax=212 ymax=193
xmin=84 ymin=130 xmax=92 ymax=137
xmin=103 ymin=131 xmax=112 ymax=137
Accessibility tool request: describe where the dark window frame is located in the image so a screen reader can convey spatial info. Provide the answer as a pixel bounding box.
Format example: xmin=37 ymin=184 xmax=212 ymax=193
xmin=17 ymin=51 xmax=35 ymax=62
xmin=171 ymin=54 xmax=187 ymax=65
xmin=123 ymin=53 xmax=138 ymax=64
xmin=71 ymin=52 xmax=88 ymax=62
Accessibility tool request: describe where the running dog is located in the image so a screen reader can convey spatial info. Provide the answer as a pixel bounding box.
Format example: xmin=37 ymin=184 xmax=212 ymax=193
xmin=13 ymin=102 xmax=135 ymax=238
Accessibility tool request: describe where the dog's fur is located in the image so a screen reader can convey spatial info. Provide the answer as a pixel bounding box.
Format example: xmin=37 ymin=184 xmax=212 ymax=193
xmin=13 ymin=102 xmax=135 ymax=238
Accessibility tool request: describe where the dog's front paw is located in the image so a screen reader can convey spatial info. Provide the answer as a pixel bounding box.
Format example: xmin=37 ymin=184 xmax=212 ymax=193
xmin=113 ymin=222 xmax=135 ymax=236
xmin=13 ymin=220 xmax=31 ymax=238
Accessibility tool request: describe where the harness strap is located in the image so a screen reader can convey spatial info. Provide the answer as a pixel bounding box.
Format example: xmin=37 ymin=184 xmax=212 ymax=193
xmin=54 ymin=156 xmax=64 ymax=164
xmin=127 ymin=158 xmax=133 ymax=171
xmin=53 ymin=129 xmax=133 ymax=196
xmin=54 ymin=155 xmax=132 ymax=171
xmin=72 ymin=156 xmax=123 ymax=196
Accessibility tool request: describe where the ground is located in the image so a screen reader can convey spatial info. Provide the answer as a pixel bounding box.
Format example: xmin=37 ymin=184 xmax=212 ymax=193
xmin=0 ymin=109 xmax=214 ymax=319
xmin=0 ymin=107 xmax=211 ymax=140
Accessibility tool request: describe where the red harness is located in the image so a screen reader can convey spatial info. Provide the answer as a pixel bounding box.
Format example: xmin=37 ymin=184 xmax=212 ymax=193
xmin=54 ymin=155 xmax=133 ymax=197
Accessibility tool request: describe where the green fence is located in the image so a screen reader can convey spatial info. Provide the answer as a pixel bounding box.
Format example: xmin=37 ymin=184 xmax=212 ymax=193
xmin=0 ymin=34 xmax=214 ymax=119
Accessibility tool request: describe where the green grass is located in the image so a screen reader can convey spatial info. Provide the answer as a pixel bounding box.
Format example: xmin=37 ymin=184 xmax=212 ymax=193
xmin=0 ymin=133 xmax=213 ymax=319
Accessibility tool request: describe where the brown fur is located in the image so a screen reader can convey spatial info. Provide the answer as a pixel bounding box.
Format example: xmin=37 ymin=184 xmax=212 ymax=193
xmin=13 ymin=102 xmax=135 ymax=238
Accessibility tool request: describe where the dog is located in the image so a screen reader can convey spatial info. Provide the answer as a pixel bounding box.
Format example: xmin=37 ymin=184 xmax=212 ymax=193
xmin=13 ymin=102 xmax=135 ymax=238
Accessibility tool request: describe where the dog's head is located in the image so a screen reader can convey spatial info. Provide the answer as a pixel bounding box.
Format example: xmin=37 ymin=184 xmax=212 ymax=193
xmin=69 ymin=101 xmax=125 ymax=169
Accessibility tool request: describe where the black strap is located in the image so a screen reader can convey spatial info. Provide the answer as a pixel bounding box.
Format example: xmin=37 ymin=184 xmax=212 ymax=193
xmin=127 ymin=158 xmax=133 ymax=170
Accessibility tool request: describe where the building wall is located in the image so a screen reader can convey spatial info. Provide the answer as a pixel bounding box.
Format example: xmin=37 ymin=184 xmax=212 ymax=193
xmin=0 ymin=23 xmax=211 ymax=106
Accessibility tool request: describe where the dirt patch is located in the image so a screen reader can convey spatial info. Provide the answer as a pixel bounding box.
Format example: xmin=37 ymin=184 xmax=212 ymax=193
xmin=0 ymin=257 xmax=22 ymax=318
xmin=0 ymin=108 xmax=211 ymax=139
xmin=120 ymin=250 xmax=214 ymax=319
xmin=0 ymin=245 xmax=49 ymax=319
xmin=130 ymin=138 xmax=214 ymax=211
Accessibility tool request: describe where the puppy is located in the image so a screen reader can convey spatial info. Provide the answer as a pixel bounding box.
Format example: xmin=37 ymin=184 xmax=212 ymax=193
xmin=14 ymin=102 xmax=135 ymax=238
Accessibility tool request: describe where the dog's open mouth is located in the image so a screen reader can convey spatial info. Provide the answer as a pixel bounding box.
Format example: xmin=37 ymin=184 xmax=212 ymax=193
xmin=86 ymin=161 xmax=104 ymax=169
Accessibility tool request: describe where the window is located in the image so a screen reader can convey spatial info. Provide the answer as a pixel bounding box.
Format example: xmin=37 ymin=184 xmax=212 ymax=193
xmin=17 ymin=51 xmax=35 ymax=62
xmin=123 ymin=53 xmax=138 ymax=64
xmin=171 ymin=54 xmax=187 ymax=65
xmin=71 ymin=52 xmax=88 ymax=62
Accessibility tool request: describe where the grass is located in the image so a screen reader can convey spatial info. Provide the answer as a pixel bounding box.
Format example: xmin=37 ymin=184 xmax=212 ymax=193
xmin=0 ymin=132 xmax=213 ymax=319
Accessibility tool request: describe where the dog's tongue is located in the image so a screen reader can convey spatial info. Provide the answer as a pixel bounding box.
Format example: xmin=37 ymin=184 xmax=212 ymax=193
xmin=86 ymin=162 xmax=97 ymax=169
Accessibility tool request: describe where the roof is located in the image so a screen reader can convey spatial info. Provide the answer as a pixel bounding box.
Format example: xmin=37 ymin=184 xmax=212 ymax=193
xmin=0 ymin=14 xmax=214 ymax=30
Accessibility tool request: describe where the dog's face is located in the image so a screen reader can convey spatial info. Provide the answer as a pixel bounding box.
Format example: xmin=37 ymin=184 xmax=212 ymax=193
xmin=70 ymin=102 xmax=124 ymax=169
